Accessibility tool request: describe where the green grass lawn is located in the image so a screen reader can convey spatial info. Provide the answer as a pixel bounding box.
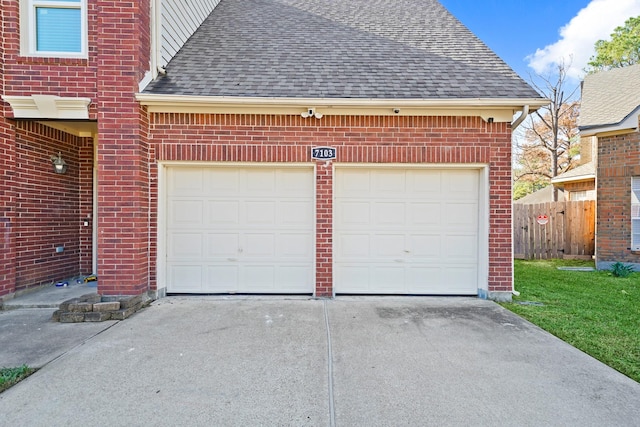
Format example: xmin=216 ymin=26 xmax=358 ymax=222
xmin=502 ymin=259 xmax=640 ymax=383
xmin=0 ymin=365 xmax=35 ymax=393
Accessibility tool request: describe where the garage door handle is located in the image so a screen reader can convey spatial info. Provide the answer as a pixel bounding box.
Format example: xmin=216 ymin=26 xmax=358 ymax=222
xmin=394 ymin=259 xmax=404 ymax=263
xmin=228 ymin=258 xmax=238 ymax=262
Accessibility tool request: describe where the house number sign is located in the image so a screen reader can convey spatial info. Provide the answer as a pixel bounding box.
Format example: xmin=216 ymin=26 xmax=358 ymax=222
xmin=311 ymin=146 xmax=337 ymax=160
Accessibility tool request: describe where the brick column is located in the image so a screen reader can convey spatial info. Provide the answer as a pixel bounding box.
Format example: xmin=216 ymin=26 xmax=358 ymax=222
xmin=315 ymin=162 xmax=333 ymax=297
xmin=487 ymin=129 xmax=514 ymax=299
xmin=96 ymin=0 xmax=151 ymax=296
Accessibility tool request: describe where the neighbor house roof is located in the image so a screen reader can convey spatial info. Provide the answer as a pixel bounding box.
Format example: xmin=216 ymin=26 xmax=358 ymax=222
xmin=579 ymin=63 xmax=640 ymax=134
xmin=143 ymin=0 xmax=543 ymax=101
xmin=551 ymin=162 xmax=596 ymax=185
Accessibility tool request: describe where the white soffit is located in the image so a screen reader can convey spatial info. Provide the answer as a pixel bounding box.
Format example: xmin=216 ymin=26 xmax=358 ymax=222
xmin=2 ymin=95 xmax=91 ymax=119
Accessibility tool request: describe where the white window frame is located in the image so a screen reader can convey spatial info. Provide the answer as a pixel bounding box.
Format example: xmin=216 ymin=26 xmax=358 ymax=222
xmin=20 ymin=0 xmax=88 ymax=58
xmin=632 ymin=177 xmax=640 ymax=251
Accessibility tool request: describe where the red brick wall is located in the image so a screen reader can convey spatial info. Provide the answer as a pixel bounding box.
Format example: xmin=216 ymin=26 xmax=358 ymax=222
xmin=0 ymin=116 xmax=17 ymax=297
xmin=96 ymin=0 xmax=151 ymax=296
xmin=148 ymin=113 xmax=514 ymax=296
xmin=13 ymin=122 xmax=92 ymax=290
xmin=0 ymin=0 xmax=99 ymax=119
xmin=597 ymin=130 xmax=640 ymax=264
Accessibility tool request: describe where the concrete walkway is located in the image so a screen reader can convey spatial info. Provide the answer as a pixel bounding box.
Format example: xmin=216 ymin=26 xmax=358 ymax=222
xmin=1 ymin=296 xmax=639 ymax=426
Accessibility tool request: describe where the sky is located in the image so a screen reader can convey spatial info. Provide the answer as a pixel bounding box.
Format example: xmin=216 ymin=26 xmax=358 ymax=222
xmin=439 ymin=0 xmax=640 ymax=86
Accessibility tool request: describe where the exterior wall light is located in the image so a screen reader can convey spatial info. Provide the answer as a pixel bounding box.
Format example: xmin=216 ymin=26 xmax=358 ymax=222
xmin=51 ymin=152 xmax=68 ymax=174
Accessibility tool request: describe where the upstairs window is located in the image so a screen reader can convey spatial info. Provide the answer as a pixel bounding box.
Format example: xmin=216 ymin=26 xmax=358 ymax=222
xmin=632 ymin=177 xmax=640 ymax=251
xmin=21 ymin=0 xmax=87 ymax=58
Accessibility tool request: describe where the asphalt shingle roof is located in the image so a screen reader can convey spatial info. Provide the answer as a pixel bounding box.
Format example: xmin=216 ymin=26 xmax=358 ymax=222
xmin=144 ymin=0 xmax=542 ymax=100
xmin=579 ymin=63 xmax=640 ymax=129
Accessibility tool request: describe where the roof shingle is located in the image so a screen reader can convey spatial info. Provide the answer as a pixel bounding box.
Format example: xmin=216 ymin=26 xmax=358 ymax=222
xmin=579 ymin=63 xmax=640 ymax=129
xmin=144 ymin=0 xmax=542 ymax=100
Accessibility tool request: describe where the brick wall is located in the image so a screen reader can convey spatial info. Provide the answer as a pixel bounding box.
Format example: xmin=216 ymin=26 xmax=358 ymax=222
xmin=0 ymin=0 xmax=99 ymax=118
xmin=0 ymin=116 xmax=17 ymax=297
xmin=13 ymin=122 xmax=92 ymax=290
xmin=96 ymin=0 xmax=151 ymax=296
xmin=597 ymin=130 xmax=640 ymax=264
xmin=148 ymin=113 xmax=513 ymax=296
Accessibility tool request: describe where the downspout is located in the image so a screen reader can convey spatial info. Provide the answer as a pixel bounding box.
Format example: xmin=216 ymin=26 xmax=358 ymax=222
xmin=511 ymin=105 xmax=530 ymax=130
xmin=511 ymin=104 xmax=529 ymax=298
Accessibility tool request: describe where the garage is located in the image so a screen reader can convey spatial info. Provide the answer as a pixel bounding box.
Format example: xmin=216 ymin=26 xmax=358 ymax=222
xmin=164 ymin=165 xmax=315 ymax=294
xmin=334 ymin=167 xmax=481 ymax=295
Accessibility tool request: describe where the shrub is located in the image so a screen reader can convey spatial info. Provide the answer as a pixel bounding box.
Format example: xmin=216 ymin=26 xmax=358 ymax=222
xmin=610 ymin=262 xmax=634 ymax=278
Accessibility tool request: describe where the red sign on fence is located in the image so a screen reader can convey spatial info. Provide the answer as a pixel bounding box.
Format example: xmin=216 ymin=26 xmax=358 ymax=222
xmin=536 ymin=214 xmax=549 ymax=225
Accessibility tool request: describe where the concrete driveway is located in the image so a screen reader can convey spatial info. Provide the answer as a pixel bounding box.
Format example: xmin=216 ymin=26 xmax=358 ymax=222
xmin=1 ymin=297 xmax=639 ymax=426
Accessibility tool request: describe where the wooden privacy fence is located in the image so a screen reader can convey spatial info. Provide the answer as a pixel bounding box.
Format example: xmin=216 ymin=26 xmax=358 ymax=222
xmin=513 ymin=200 xmax=595 ymax=260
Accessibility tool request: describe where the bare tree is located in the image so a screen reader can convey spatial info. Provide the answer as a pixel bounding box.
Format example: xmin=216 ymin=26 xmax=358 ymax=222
xmin=515 ymin=63 xmax=580 ymax=201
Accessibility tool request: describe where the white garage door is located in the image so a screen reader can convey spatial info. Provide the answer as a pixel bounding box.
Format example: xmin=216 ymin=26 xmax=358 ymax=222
xmin=334 ymin=168 xmax=480 ymax=295
xmin=165 ymin=166 xmax=314 ymax=294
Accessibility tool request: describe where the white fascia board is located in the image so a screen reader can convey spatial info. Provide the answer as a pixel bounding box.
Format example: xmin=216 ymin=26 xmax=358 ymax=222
xmin=551 ymin=174 xmax=596 ymax=184
xmin=2 ymin=95 xmax=91 ymax=119
xmin=136 ymin=94 xmax=548 ymax=121
xmin=579 ymin=109 xmax=639 ymax=137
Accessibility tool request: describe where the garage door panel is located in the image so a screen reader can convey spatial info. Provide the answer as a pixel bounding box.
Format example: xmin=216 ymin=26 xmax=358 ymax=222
xmin=336 ymin=265 xmax=371 ymax=292
xmin=245 ymin=170 xmax=276 ymax=194
xmin=373 ymin=170 xmax=406 ymax=194
xmin=241 ymin=265 xmax=276 ymax=290
xmin=245 ymin=201 xmax=276 ymax=225
xmin=406 ymin=267 xmax=442 ymax=292
xmin=171 ymin=169 xmax=204 ymax=194
xmin=444 ymin=235 xmax=478 ymax=260
xmin=335 ymin=168 xmax=479 ymax=295
xmin=243 ymin=234 xmax=276 ymax=257
xmin=166 ymin=166 xmax=314 ymax=294
xmin=168 ymin=265 xmax=203 ymax=293
xmin=204 ymin=169 xmax=239 ymax=194
xmin=373 ymin=234 xmax=405 ymax=257
xmin=278 ymin=169 xmax=314 ymax=194
xmin=168 ymin=233 xmax=203 ymax=258
xmin=444 ymin=267 xmax=478 ymax=292
xmin=207 ymin=200 xmax=240 ymax=226
xmin=445 ymin=170 xmax=478 ymax=195
xmin=339 ymin=234 xmax=371 ymax=257
xmin=169 ymin=200 xmax=203 ymax=226
xmin=206 ymin=233 xmax=239 ymax=257
xmin=374 ymin=202 xmax=405 ymax=226
xmin=339 ymin=169 xmax=371 ymax=194
xmin=444 ymin=202 xmax=478 ymax=228
xmin=339 ymin=201 xmax=370 ymax=225
xmin=371 ymin=266 xmax=406 ymax=291
xmin=207 ymin=265 xmax=239 ymax=291
xmin=409 ymin=234 xmax=442 ymax=258
xmin=409 ymin=171 xmax=441 ymax=193
xmin=279 ymin=233 xmax=313 ymax=257
xmin=276 ymin=266 xmax=312 ymax=289
xmin=279 ymin=201 xmax=313 ymax=226
xmin=409 ymin=202 xmax=441 ymax=226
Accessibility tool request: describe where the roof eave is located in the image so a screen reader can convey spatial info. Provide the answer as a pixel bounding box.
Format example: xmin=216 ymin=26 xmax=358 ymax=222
xmin=579 ymin=106 xmax=640 ymax=137
xmin=136 ymin=93 xmax=548 ymax=122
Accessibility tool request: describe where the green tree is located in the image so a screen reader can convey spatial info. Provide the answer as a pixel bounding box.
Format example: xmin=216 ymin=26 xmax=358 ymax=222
xmin=587 ymin=16 xmax=640 ymax=73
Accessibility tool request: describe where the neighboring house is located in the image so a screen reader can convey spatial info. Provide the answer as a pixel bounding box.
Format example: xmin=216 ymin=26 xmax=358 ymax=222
xmin=0 ymin=0 xmax=546 ymax=303
xmin=551 ymin=136 xmax=596 ymax=201
xmin=514 ymin=186 xmax=564 ymax=204
xmin=577 ymin=63 xmax=640 ymax=270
